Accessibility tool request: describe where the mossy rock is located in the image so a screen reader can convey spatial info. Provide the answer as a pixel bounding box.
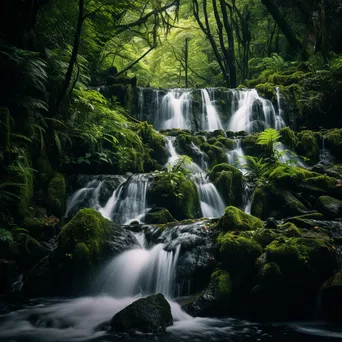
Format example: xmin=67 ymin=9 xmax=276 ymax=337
xmin=241 ymin=134 xmax=264 ymax=156
xmin=325 ymin=129 xmax=342 ymax=161
xmin=279 ymin=222 xmax=302 ymax=237
xmin=59 ymin=209 xmax=112 ymax=272
xmin=217 ymin=232 xmax=263 ymax=274
xmin=47 ymin=174 xmax=66 ymax=217
xmin=297 ymin=130 xmax=319 ymax=165
xmin=216 ymin=206 xmax=263 ymax=231
xmin=316 ymin=196 xmax=342 ymax=219
xmin=258 ymin=262 xmax=283 ymax=290
xmin=299 ymin=175 xmax=342 ymax=199
xmin=208 ymin=163 xmax=243 ymax=206
xmin=199 ymin=142 xmax=226 ymax=168
xmin=279 ymin=127 xmax=297 ymax=150
xmin=277 ymin=190 xmax=310 ymax=217
xmin=250 ymin=185 xmax=273 ymax=219
xmin=255 ymin=83 xmax=276 ymax=99
xmin=144 ymin=208 xmax=177 ymax=224
xmin=149 ymin=178 xmax=200 ymax=220
xmin=265 ymin=237 xmax=336 ymax=285
xmin=252 ymin=228 xmax=278 ymax=247
xmin=211 ymin=269 xmax=232 ymax=300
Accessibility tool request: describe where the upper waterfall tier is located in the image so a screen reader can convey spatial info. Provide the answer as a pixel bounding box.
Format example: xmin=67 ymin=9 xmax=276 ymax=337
xmin=137 ymin=87 xmax=286 ymax=132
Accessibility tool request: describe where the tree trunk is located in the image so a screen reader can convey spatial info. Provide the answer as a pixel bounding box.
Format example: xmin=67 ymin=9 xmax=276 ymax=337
xmin=261 ymin=0 xmax=307 ymax=58
xmin=53 ymin=0 xmax=84 ymax=118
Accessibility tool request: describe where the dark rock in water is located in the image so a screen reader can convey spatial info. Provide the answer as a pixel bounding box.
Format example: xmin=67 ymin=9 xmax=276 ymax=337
xmin=144 ymin=207 xmax=177 ymax=224
xmin=311 ymin=164 xmax=340 ymax=179
xmin=110 ymin=293 xmax=173 ymax=334
xmin=265 ymin=217 xmax=278 ymax=229
xmin=316 ymin=195 xmax=342 ymax=219
xmin=320 ymin=272 xmax=342 ymax=323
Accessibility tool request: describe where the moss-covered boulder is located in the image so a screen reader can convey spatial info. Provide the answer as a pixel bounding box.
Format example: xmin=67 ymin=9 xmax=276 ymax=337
xmin=199 ymin=142 xmax=226 ymax=168
xmin=47 ymin=174 xmax=66 ymax=217
xmin=297 ymin=130 xmax=320 ymax=165
xmin=250 ymin=185 xmax=273 ymax=219
xmin=279 ymin=222 xmax=302 ymax=237
xmin=241 ymin=133 xmax=264 ymax=156
xmin=279 ymin=127 xmax=297 ymax=150
xmin=316 ymin=196 xmax=342 ymax=219
xmin=265 ymin=237 xmax=336 ymax=284
xmin=110 ymin=293 xmax=173 ymax=334
xmin=208 ymin=163 xmax=243 ymax=206
xmin=217 ymin=232 xmax=263 ymax=274
xmin=325 ymin=129 xmax=342 ymax=161
xmin=252 ymin=228 xmax=278 ymax=247
xmin=320 ymin=272 xmax=342 ymax=323
xmin=183 ymin=269 xmax=232 ymax=317
xmin=217 ymin=206 xmax=263 ymax=231
xmin=144 ymin=208 xmax=177 ymax=224
xmin=24 ymin=216 xmax=58 ymax=241
xmin=149 ymin=178 xmax=200 ymax=221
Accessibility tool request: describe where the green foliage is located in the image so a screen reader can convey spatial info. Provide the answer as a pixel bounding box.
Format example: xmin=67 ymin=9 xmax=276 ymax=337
xmin=240 ymin=156 xmax=273 ymax=183
xmin=0 ymin=228 xmax=14 ymax=249
xmin=257 ymin=128 xmax=280 ymax=156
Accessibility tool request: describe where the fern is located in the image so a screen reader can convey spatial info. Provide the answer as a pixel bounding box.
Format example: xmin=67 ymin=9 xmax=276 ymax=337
xmin=0 ymin=228 xmax=14 ymax=248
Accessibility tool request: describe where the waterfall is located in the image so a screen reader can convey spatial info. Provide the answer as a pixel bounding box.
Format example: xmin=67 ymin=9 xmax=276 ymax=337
xmin=226 ymin=139 xmax=246 ymax=174
xmin=164 ymin=136 xmax=225 ymax=218
xmin=319 ymin=135 xmax=334 ymax=164
xmin=200 ymin=89 xmax=223 ymax=131
xmin=228 ymin=89 xmax=279 ymax=132
xmin=275 ymin=87 xmax=286 ymax=130
xmin=159 ymin=89 xmax=192 ymax=130
xmin=193 ymin=173 xmax=226 ymax=218
xmin=275 ymin=142 xmax=306 ymax=168
xmin=113 ymin=174 xmax=149 ymax=224
xmin=97 ymin=240 xmax=181 ymax=298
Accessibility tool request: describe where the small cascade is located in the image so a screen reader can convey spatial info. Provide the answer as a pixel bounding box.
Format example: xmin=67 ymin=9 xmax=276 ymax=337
xmin=319 ymin=135 xmax=334 ymax=164
xmin=113 ymin=174 xmax=149 ymax=224
xmin=97 ymin=240 xmax=181 ymax=298
xmin=159 ymin=89 xmax=192 ymax=130
xmin=193 ymin=173 xmax=226 ymax=218
xmin=190 ymin=141 xmax=208 ymax=169
xmin=200 ymin=89 xmax=223 ymax=131
xmin=275 ymin=87 xmax=286 ymax=129
xmin=165 ymin=136 xmax=226 ymax=218
xmin=228 ymin=89 xmax=279 ymax=132
xmin=226 ymin=139 xmax=246 ymax=173
xmin=275 ymin=142 xmax=306 ymax=168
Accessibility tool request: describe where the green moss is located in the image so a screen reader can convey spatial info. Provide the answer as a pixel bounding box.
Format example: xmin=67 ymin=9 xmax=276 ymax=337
xmin=199 ymin=142 xmax=226 ymax=167
xmin=322 ymin=272 xmax=342 ymax=289
xmin=255 ymin=83 xmax=276 ymax=99
xmin=150 ymin=178 xmax=200 ymax=220
xmin=268 ymin=165 xmax=317 ymax=188
xmin=250 ymin=185 xmax=272 ymax=219
xmin=217 ymin=232 xmax=263 ymax=273
xmin=280 ymin=127 xmax=297 ymax=150
xmin=325 ymin=129 xmax=342 ymax=161
xmin=252 ymin=228 xmax=278 ymax=247
xmin=211 ymin=269 xmax=232 ymax=299
xmin=59 ymin=208 xmax=112 ymax=269
xmin=24 ymin=217 xmax=46 ymax=240
xmin=279 ymin=222 xmax=302 ymax=237
xmin=217 ymin=206 xmax=263 ymax=231
xmin=265 ymin=237 xmax=336 ymax=280
xmin=209 ymin=163 xmax=243 ymax=206
xmin=241 ymin=133 xmax=265 ymax=157
xmin=316 ymin=196 xmax=342 ymax=219
xmin=144 ymin=208 xmax=177 ymax=224
xmin=47 ymin=174 xmax=66 ymax=217
xmin=297 ymin=130 xmax=319 ymax=165
xmin=258 ymin=262 xmax=282 ymax=290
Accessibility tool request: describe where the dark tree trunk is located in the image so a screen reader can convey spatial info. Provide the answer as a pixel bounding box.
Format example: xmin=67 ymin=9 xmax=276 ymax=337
xmin=261 ymin=0 xmax=307 ymax=58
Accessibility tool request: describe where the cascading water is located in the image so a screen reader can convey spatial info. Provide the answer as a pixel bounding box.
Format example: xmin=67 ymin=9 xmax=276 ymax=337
xmin=275 ymin=142 xmax=306 ymax=168
xmin=200 ymin=89 xmax=223 ymax=131
xmin=227 ymin=89 xmax=278 ymax=132
xmin=275 ymin=87 xmax=286 ymax=129
xmin=226 ymin=139 xmax=246 ymax=174
xmin=164 ymin=136 xmax=226 ymax=218
xmin=319 ymin=134 xmax=334 ymax=164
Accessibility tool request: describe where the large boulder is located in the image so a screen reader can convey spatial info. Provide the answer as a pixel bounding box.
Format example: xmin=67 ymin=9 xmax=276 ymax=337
xmin=23 ymin=208 xmax=138 ymax=296
xmin=216 ymin=206 xmax=263 ymax=231
xmin=208 ymin=163 xmax=243 ymax=206
xmin=144 ymin=208 xmax=177 ymax=224
xmin=110 ymin=294 xmax=173 ymax=334
xmin=316 ymin=195 xmax=342 ymax=219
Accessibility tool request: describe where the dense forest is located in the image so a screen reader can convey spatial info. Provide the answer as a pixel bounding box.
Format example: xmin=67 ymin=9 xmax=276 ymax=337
xmin=0 ymin=0 xmax=342 ymax=341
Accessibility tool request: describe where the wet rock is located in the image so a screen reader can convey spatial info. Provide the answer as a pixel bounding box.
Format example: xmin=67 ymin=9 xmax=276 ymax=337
xmin=110 ymin=293 xmax=173 ymax=334
xmin=265 ymin=217 xmax=279 ymax=229
xmin=316 ymin=196 xmax=342 ymax=219
xmin=144 ymin=208 xmax=177 ymax=224
xmin=0 ymin=260 xmax=16 ymax=295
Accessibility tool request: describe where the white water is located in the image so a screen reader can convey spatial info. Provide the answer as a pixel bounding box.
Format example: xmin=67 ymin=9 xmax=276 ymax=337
xmin=275 ymin=142 xmax=306 ymax=168
xmin=159 ymin=89 xmax=192 ymax=130
xmin=200 ymin=89 xmax=223 ymax=131
xmin=165 ymin=137 xmax=226 ymax=218
xmin=275 ymin=87 xmax=286 ymax=130
xmin=226 ymin=139 xmax=247 ymax=174
xmin=228 ymin=89 xmax=278 ymax=132
xmin=319 ymin=135 xmax=334 ymax=164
